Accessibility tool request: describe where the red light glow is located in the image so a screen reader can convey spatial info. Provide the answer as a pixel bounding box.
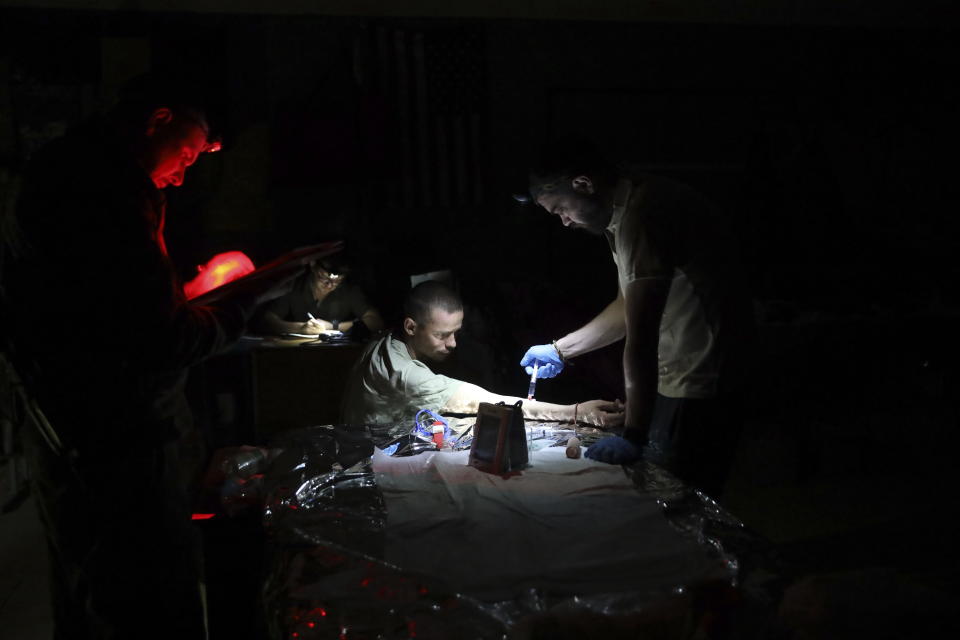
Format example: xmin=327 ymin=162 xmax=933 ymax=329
xmin=183 ymin=251 xmax=255 ymax=299
xmin=191 ymin=513 xmax=216 ymax=520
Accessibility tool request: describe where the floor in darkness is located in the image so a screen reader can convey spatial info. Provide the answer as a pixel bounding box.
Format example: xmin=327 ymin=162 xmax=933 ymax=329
xmin=0 ymin=491 xmax=53 ymax=640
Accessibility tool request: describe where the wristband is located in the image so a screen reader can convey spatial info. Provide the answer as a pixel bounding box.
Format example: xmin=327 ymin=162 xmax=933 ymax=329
xmin=552 ymin=340 xmax=567 ymax=362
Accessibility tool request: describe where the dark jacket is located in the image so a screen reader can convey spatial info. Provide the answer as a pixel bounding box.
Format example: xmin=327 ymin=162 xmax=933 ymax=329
xmin=3 ymin=118 xmax=247 ymax=454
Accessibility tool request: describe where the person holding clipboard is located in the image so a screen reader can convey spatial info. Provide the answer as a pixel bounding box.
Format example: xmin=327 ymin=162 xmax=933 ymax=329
xmin=1 ymin=75 xmax=332 ymax=640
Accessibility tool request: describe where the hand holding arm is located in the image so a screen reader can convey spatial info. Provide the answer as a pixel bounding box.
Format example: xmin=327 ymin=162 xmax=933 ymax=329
xmin=584 ymin=436 xmax=641 ymax=464
xmin=577 ymin=399 xmax=625 ymax=429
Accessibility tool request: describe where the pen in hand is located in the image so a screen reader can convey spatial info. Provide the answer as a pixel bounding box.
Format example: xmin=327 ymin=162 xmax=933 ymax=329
xmin=306 ymin=312 xmax=324 ymax=340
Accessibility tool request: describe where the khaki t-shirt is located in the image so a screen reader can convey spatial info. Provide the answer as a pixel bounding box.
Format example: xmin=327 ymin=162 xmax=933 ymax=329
xmin=340 ymin=332 xmax=463 ymax=425
xmin=605 ymin=174 xmax=752 ymax=398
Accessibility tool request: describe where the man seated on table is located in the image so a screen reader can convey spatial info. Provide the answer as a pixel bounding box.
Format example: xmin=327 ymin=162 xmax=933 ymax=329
xmin=253 ymin=254 xmax=385 ymax=336
xmin=341 ymin=280 xmax=624 ymax=426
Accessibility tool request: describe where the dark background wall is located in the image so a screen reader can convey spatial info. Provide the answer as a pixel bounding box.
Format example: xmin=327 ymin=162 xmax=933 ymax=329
xmin=2 ymin=0 xmax=960 ymax=604
xmin=3 ymin=0 xmax=960 ymax=533
xmin=2 ymin=4 xmax=957 ymax=390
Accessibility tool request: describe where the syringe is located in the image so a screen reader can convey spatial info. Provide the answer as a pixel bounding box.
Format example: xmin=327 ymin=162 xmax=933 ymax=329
xmin=526 ymin=362 xmax=539 ymax=400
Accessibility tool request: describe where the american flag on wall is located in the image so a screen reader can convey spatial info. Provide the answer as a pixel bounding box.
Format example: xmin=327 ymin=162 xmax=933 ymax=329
xmin=368 ymin=25 xmax=486 ymax=210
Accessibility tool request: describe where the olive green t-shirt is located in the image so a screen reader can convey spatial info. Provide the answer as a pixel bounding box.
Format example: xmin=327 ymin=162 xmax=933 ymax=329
xmin=605 ymin=174 xmax=752 ymax=398
xmin=340 ymin=332 xmax=463 ymax=425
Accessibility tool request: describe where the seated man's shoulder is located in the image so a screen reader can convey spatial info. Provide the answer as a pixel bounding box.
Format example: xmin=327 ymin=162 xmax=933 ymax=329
xmin=363 ymin=332 xmax=411 ymax=373
xmin=368 ymin=334 xmax=441 ymax=391
xmin=382 ymin=333 xmax=425 ymax=374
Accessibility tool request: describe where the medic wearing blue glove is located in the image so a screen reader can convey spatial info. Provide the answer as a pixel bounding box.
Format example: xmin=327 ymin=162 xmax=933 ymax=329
xmin=520 ymin=342 xmax=565 ymax=379
xmin=517 ymin=139 xmax=754 ymax=498
xmin=585 ymin=435 xmax=642 ymax=465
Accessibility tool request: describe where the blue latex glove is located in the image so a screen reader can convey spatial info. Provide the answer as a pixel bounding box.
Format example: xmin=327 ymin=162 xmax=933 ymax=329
xmin=585 ymin=436 xmax=641 ymax=465
xmin=520 ymin=343 xmax=564 ymax=378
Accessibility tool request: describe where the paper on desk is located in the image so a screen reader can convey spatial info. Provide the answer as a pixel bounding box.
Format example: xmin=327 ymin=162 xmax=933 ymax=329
xmin=372 ymin=447 xmax=723 ymax=601
xmin=281 ymin=330 xmax=343 ymax=338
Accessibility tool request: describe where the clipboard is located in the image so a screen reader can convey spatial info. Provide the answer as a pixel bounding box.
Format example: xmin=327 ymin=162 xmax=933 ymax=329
xmin=190 ymin=241 xmax=342 ymax=306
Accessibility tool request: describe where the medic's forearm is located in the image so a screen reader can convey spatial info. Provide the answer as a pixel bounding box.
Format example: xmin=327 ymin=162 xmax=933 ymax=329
xmin=622 ymin=335 xmax=658 ymax=444
xmin=554 ymin=293 xmax=626 ymax=360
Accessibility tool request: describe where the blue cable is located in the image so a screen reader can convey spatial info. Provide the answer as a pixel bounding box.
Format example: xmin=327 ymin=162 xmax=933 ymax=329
xmin=413 ymin=408 xmax=452 ymax=439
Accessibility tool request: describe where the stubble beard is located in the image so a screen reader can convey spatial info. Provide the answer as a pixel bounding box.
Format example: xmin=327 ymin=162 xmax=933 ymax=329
xmin=576 ymin=193 xmax=610 ymax=235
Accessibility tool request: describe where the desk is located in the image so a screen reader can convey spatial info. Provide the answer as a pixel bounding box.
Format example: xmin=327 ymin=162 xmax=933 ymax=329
xmin=193 ymin=337 xmax=367 ymax=445
xmin=249 ymin=338 xmax=366 ymax=436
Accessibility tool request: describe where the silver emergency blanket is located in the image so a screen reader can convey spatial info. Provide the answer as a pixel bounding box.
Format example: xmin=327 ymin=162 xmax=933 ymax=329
xmin=374 ymin=447 xmax=722 ymax=601
xmin=258 ymin=424 xmax=775 ymax=639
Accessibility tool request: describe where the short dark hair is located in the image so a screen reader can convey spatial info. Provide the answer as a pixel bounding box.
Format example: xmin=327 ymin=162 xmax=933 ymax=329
xmin=317 ymin=253 xmax=351 ymax=276
xmin=110 ymin=72 xmax=222 ymax=144
xmin=403 ymin=281 xmax=462 ymax=325
xmin=528 ymin=137 xmax=618 ymax=201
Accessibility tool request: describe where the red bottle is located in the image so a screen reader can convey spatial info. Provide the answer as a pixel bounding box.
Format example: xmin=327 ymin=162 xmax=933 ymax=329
xmin=431 ymin=422 xmax=444 ymax=449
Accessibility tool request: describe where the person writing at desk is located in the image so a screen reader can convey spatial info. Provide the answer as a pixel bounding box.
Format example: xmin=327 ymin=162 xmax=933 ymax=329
xmin=341 ymin=280 xmax=623 ymax=426
xmin=254 ymin=254 xmax=385 ymax=336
